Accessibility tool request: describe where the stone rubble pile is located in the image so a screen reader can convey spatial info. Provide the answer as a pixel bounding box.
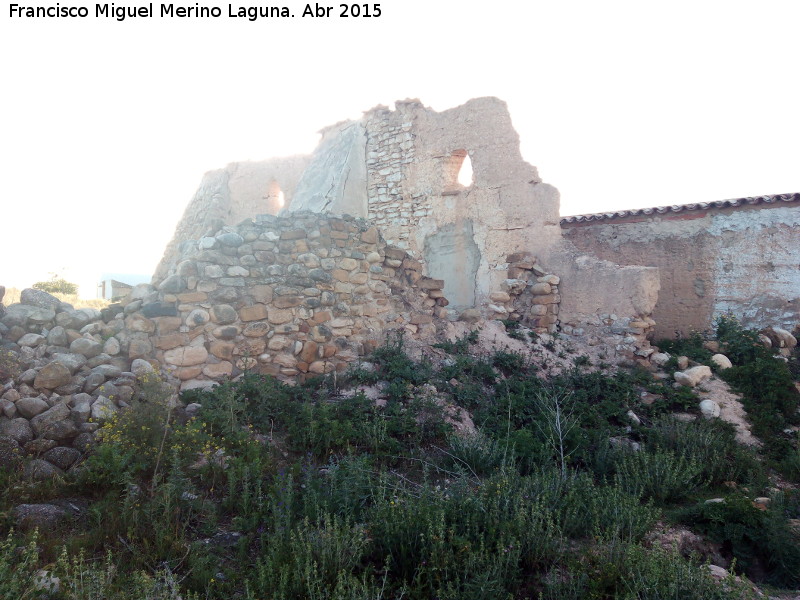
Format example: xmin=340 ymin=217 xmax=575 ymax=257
xmin=0 ymin=286 xmax=154 ymax=479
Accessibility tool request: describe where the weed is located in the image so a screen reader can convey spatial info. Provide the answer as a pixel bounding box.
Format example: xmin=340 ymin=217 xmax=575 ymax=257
xmin=678 ymin=492 xmax=800 ymax=587
xmin=0 ymin=531 xmax=42 ymax=599
xmin=614 ymin=448 xmax=704 ymax=504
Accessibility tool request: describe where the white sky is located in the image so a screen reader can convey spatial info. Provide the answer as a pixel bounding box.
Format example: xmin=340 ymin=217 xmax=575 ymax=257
xmin=2 ymin=1 xmax=798 ymax=297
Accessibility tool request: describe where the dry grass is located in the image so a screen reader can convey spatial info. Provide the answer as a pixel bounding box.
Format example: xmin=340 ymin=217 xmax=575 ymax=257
xmin=1 ymin=287 xmax=110 ymax=310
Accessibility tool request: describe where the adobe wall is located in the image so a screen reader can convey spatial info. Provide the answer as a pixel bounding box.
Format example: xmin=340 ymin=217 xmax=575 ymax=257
xmin=562 ymin=199 xmax=800 ymax=338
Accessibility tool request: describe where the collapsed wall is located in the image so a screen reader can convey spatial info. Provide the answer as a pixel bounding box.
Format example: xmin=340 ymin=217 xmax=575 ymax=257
xmin=562 ymin=194 xmax=800 ymax=338
xmin=157 ymin=97 xmax=659 ymax=351
xmin=0 ymin=287 xmax=148 ymax=479
xmin=141 ymin=211 xmax=449 ymax=389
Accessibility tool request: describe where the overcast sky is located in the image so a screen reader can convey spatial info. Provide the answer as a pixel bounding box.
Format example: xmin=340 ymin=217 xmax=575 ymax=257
xmin=2 ymin=0 xmax=798 ymax=296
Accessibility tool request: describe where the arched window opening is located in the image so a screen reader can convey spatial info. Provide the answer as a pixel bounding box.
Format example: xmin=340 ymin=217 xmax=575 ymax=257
xmin=457 ymin=154 xmax=473 ymax=187
xmin=265 ymin=180 xmax=285 ymax=214
xmin=443 ymin=149 xmax=473 ymax=193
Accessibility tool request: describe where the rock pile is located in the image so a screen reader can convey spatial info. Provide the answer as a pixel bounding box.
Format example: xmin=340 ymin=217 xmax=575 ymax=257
xmin=0 ymin=287 xmax=154 ymax=478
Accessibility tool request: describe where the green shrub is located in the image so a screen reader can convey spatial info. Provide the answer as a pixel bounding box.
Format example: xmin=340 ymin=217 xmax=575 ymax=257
xmin=614 ymin=448 xmax=703 ymax=504
xmin=366 ymin=470 xmax=559 ymax=595
xmin=444 ymin=430 xmax=509 ymax=477
xmin=715 ymin=314 xmax=772 ymax=366
xmin=248 ymin=512 xmax=374 ymax=600
xmin=721 ymin=357 xmax=800 ymax=461
xmin=778 ymin=445 xmax=800 ymax=484
xmin=678 ymin=492 xmax=800 ymax=587
xmin=619 ymin=543 xmax=756 ymax=599
xmin=656 ymin=330 xmax=713 ymax=365
xmin=32 ymin=276 xmax=78 ymax=295
xmin=433 ymin=330 xmax=479 ymax=355
xmin=547 ymin=470 xmax=657 ymax=541
xmin=544 ymin=539 xmax=756 ymax=600
xmin=301 ymin=455 xmax=377 ymax=523
xmin=647 ymin=416 xmax=764 ymax=486
xmin=55 ymin=548 xmax=201 ymax=600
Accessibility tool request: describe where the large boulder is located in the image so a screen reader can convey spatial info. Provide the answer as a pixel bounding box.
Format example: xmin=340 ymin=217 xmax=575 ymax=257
xmin=699 ymin=399 xmax=721 ymax=419
xmin=0 ymin=418 xmax=34 ymax=444
xmin=1 ymin=304 xmax=55 ymax=328
xmin=34 ymin=362 xmax=72 ymax=390
xmin=41 ymin=418 xmax=79 ymax=442
xmin=50 ymin=352 xmax=87 ymax=374
xmin=24 ymin=459 xmax=64 ymax=481
xmin=69 ymin=338 xmax=103 ymax=359
xmin=20 ymin=288 xmax=61 ymax=311
xmin=674 ymin=366 xmax=712 ymax=388
xmin=710 ymin=354 xmax=733 ymax=370
xmin=13 ymin=503 xmax=68 ymax=530
xmin=164 ymin=346 xmax=208 ymax=367
xmin=15 ymin=396 xmax=50 ymax=419
xmin=90 ymin=396 xmax=118 ymax=423
xmin=764 ymin=327 xmax=797 ymax=349
xmin=43 ymin=447 xmax=82 ymax=470
xmin=47 ymin=326 xmax=69 ymax=347
xmin=17 ymin=333 xmax=45 ymax=348
xmin=30 ymin=402 xmax=71 ymax=437
xmin=55 ymin=309 xmax=91 ymax=330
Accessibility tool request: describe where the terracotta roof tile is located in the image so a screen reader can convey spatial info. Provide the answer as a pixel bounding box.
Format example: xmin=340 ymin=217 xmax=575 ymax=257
xmin=560 ymin=193 xmax=800 ymax=225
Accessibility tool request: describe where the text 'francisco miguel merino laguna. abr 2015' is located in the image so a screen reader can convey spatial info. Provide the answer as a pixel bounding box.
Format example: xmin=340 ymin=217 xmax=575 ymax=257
xmin=8 ymin=3 xmax=382 ymax=21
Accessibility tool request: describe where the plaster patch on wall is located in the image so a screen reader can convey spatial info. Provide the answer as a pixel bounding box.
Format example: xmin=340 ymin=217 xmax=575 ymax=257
xmin=707 ymin=205 xmax=800 ymax=235
xmin=424 ymin=220 xmax=481 ymax=309
xmin=711 ymin=217 xmax=800 ymax=330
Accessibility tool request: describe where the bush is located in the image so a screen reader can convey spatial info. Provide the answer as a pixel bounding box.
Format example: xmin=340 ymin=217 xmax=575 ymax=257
xmin=32 ymin=276 xmax=78 ymax=295
xmin=195 ymin=370 xmax=450 ymax=459
xmin=614 ymin=448 xmax=704 ymax=504
xmin=715 ymin=314 xmax=772 ymax=366
xmin=646 ymin=416 xmax=764 ymax=486
xmin=444 ymin=430 xmax=510 ymax=477
xmin=678 ymin=492 xmax=800 ymax=587
xmin=656 ymin=330 xmax=713 ymax=365
xmin=87 ymin=373 xmax=201 ymax=482
xmin=619 ymin=543 xmax=756 ymax=600
xmin=248 ymin=513 xmax=370 ymax=599
xmin=55 ymin=548 xmax=201 ymax=599
xmin=721 ymin=357 xmax=800 ymax=461
xmin=544 ymin=539 xmax=757 ymax=600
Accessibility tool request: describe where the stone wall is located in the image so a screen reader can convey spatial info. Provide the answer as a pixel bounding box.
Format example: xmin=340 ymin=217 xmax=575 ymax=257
xmin=157 ymin=97 xmax=660 ymax=342
xmin=145 ymin=211 xmax=448 ymax=389
xmin=562 ymin=196 xmax=800 ymax=338
xmin=0 ymin=287 xmax=160 ymax=479
xmin=364 ymin=108 xmax=418 ymax=248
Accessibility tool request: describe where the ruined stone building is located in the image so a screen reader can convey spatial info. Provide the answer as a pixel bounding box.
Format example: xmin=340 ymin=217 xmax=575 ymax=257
xmin=145 ymin=97 xmax=797 ymax=387
xmin=3 ymin=98 xmax=796 ymax=475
